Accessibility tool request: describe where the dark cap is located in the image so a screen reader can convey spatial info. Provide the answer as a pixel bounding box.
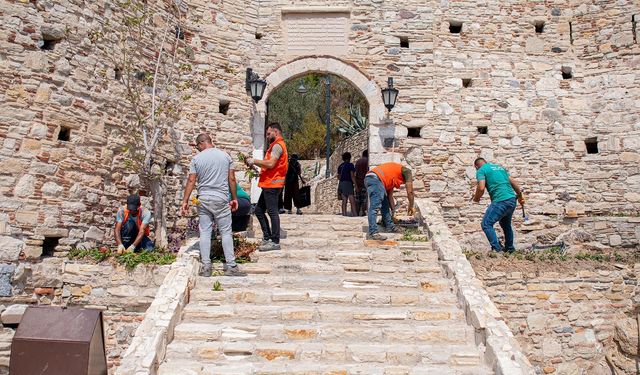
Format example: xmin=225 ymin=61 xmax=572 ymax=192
xmin=127 ymin=194 xmax=141 ymax=210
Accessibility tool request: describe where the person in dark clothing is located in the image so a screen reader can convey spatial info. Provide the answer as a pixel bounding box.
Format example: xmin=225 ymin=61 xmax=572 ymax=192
xmin=354 ymin=149 xmax=369 ymax=216
xmin=337 ymin=152 xmax=357 ymax=217
xmin=284 ymin=154 xmax=305 ymax=214
xmin=231 ymin=182 xmax=252 ymax=232
xmin=278 ymin=190 xmax=285 ymax=214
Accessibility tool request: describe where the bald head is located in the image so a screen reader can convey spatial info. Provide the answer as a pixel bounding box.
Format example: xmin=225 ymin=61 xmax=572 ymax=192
xmin=196 ymin=133 xmax=212 ymax=145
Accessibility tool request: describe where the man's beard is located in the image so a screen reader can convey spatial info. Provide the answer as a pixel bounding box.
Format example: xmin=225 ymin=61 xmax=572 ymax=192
xmin=268 ymin=136 xmax=275 ymax=144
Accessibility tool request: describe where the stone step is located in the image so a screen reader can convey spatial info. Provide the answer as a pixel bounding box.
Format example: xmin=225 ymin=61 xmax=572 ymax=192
xmin=164 ymin=342 xmax=485 ymax=366
xmin=157 ymin=212 xmax=491 ymax=375
xmin=193 ymin=274 xmax=451 ymax=292
xmin=251 ymin=235 xmax=424 ymax=249
xmin=279 ymin=214 xmax=369 ymax=224
xmin=159 ymin=359 xmax=492 ymax=375
xmin=189 ymin=287 xmax=457 ymax=307
xmin=170 ymin=320 xmax=472 ymax=344
xmin=250 ymin=246 xmax=435 ymax=260
xmin=180 ymin=303 xmax=464 ymax=325
xmin=281 ymin=230 xmax=367 ymax=239
xmin=215 ymin=261 xmax=443 ymax=276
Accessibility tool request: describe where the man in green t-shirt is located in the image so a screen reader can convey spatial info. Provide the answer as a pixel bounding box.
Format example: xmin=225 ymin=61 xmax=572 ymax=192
xmin=471 ymin=158 xmax=525 ymax=252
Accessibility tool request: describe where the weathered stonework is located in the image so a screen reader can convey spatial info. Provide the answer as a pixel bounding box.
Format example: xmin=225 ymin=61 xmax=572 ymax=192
xmin=313 ymin=128 xmax=368 ymax=214
xmin=116 ymin=239 xmax=199 ymax=375
xmin=416 ymin=199 xmax=535 ymax=374
xmin=0 ymin=257 xmax=172 ymax=373
xmin=477 ymin=266 xmax=639 ymax=374
xmin=1 ymin=0 xmax=639 ymax=252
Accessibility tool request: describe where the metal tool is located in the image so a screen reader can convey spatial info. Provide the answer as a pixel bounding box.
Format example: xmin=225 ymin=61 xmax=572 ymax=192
xmin=522 ymin=205 xmax=529 ymax=222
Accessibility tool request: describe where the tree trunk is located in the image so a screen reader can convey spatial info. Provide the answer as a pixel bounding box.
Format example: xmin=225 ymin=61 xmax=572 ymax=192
xmin=150 ymin=177 xmax=168 ymax=248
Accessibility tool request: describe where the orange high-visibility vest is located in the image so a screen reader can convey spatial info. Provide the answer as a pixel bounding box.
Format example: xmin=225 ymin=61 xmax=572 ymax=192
xmin=122 ymin=206 xmax=151 ymax=236
xmin=371 ymin=162 xmax=404 ymax=191
xmin=258 ymin=137 xmax=288 ymax=188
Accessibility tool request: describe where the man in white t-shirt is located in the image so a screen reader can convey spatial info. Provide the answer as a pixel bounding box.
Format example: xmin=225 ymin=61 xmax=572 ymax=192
xmin=181 ymin=133 xmax=246 ymax=277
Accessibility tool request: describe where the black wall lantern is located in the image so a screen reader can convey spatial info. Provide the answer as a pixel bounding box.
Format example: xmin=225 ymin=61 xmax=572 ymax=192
xmin=381 ymin=77 xmax=399 ymax=112
xmin=245 ymin=68 xmax=267 ymax=103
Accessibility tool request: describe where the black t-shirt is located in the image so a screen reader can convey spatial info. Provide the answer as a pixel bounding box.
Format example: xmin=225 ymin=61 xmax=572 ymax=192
xmin=286 ymin=160 xmax=301 ymax=183
xmin=337 ymin=162 xmax=355 ymax=182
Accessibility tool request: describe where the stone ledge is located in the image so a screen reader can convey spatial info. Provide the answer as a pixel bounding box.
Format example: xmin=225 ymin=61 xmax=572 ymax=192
xmin=280 ymin=6 xmax=351 ymax=14
xmin=115 ymin=238 xmax=200 ymax=375
xmin=416 ymin=198 xmax=535 ymax=375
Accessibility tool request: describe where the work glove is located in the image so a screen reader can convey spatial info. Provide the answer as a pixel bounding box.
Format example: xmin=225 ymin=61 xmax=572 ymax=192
xmin=408 ymin=207 xmax=415 ymax=216
xmin=126 ymin=245 xmax=135 ymax=253
xmin=518 ymin=195 xmax=525 ymax=206
xmin=117 ymin=244 xmax=126 ymax=255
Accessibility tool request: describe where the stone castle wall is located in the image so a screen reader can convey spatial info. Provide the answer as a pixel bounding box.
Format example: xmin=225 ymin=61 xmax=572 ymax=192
xmin=0 ymin=0 xmax=639 ymax=254
xmin=313 ymin=128 xmax=368 ymax=214
xmin=0 ymin=258 xmax=170 ymax=372
xmin=479 ymin=267 xmax=640 ymax=374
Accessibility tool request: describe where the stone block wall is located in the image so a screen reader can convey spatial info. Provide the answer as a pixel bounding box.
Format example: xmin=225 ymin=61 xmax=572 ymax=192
xmin=578 ymin=216 xmax=640 ymax=248
xmin=312 ymin=128 xmax=368 ymax=214
xmin=0 ymin=258 xmax=170 ymax=372
xmin=0 ymin=0 xmax=255 ymax=259
xmin=328 ymin=127 xmax=368 ymax=175
xmin=1 ymin=0 xmax=640 ymax=254
xmin=480 ymin=267 xmax=640 ymax=374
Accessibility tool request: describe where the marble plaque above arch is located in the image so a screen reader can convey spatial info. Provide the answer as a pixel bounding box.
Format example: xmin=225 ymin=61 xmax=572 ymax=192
xmin=282 ymin=9 xmax=350 ymax=56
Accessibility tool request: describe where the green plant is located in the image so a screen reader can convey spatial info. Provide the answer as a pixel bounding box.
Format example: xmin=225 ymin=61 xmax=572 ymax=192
xmin=336 ymin=105 xmax=368 ymax=136
xmin=68 ymin=247 xmax=177 ymax=270
xmin=68 ymin=247 xmax=111 ymax=262
xmin=212 ymin=280 xmax=223 ymax=291
xmin=400 ymin=228 xmax=429 ymax=242
xmin=91 ymin=0 xmax=205 ymax=248
xmin=115 ymin=251 xmax=176 ymax=270
xmin=237 ymin=153 xmax=260 ymax=180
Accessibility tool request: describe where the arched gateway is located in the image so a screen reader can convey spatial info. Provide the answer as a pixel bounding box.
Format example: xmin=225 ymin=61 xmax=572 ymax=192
xmin=249 ymin=56 xmax=394 ymax=163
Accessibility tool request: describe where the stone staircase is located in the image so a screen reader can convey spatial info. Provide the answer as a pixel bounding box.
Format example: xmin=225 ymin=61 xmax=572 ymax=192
xmin=157 ymin=214 xmax=493 ymax=375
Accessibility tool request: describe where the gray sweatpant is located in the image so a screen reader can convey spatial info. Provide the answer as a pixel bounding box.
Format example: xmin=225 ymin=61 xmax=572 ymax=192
xmin=197 ymin=195 xmax=235 ymax=268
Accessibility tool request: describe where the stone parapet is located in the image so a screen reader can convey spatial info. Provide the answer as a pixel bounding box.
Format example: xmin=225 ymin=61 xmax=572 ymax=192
xmin=115 ymin=238 xmax=200 ymax=375
xmin=416 ymin=198 xmax=535 ymax=375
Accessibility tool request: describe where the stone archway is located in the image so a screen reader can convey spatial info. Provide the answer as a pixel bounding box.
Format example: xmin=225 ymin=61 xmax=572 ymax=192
xmin=250 ymin=56 xmax=387 ymax=156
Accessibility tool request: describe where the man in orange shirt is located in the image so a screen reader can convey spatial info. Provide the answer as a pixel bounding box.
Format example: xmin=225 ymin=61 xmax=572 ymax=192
xmin=365 ymin=162 xmax=415 ymax=240
xmin=245 ymin=123 xmax=288 ymax=251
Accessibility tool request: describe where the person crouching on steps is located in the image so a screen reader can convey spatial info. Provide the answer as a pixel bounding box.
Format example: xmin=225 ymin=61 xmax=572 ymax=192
xmin=365 ymin=162 xmax=415 ymax=241
xmin=181 ymin=133 xmax=246 ymax=277
xmin=244 ymin=122 xmax=288 ymax=252
xmin=115 ymin=194 xmax=154 ymax=253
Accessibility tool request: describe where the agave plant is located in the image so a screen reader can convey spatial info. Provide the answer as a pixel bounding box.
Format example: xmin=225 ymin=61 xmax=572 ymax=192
xmin=337 ymin=105 xmax=368 ymax=137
